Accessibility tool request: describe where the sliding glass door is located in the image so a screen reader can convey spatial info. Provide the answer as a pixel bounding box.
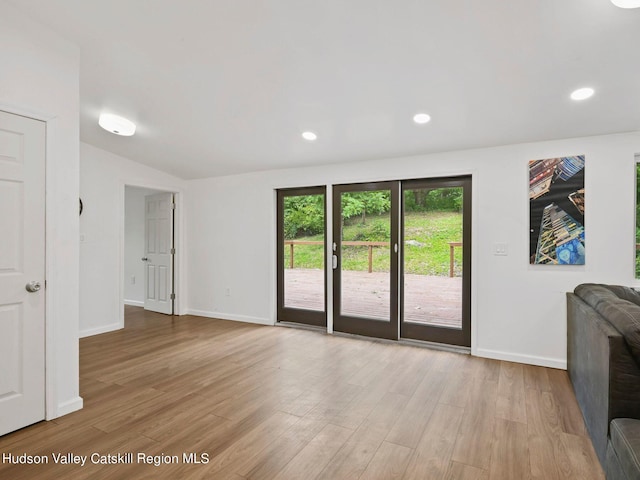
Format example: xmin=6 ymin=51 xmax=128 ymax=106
xmin=401 ymin=177 xmax=471 ymax=346
xmin=332 ymin=182 xmax=399 ymax=339
xmin=277 ymin=187 xmax=327 ymax=327
xmin=276 ymin=176 xmax=471 ymax=346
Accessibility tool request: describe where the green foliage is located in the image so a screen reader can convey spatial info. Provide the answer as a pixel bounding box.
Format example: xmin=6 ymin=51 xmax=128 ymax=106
xmin=283 ymin=189 xmax=463 ymax=241
xmin=283 ymin=243 xmax=324 ymax=269
xmin=282 ymin=188 xmax=465 ymax=276
xmin=341 ymin=191 xmax=391 ymax=224
xmin=284 ymin=211 xmax=463 ymax=276
xmin=403 ymin=211 xmax=463 ymax=276
xmin=404 ymin=188 xmax=462 ymax=212
xmin=283 ymin=191 xmax=393 ymax=241
xmin=346 ymin=219 xmax=390 ymax=242
xmin=283 ymin=195 xmax=324 ymax=239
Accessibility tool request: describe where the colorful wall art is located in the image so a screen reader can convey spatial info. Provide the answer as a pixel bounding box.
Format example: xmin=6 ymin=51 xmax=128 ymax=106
xmin=529 ymin=155 xmax=585 ymax=265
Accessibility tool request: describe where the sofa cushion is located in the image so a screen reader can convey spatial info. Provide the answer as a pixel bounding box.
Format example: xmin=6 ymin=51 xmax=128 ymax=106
xmin=575 ymin=284 xmax=640 ymax=366
xmin=605 ymin=285 xmax=640 ymax=308
xmin=595 ymin=300 xmax=640 ymax=367
xmin=575 ymin=284 xmax=622 ymax=310
xmin=610 ymin=418 xmax=640 ymax=480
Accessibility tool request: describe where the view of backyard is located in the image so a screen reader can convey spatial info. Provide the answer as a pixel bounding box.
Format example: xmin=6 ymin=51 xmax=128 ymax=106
xmin=283 ymin=189 xmax=464 ymax=327
xmin=284 ymin=211 xmax=463 ymax=276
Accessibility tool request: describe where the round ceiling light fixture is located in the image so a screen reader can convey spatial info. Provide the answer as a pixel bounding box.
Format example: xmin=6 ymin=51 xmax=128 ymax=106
xmin=98 ymin=113 xmax=136 ymax=136
xmin=413 ymin=113 xmax=432 ymax=124
xmin=570 ymin=87 xmax=595 ymax=101
xmin=301 ymin=131 xmax=317 ymax=141
xmin=611 ymin=0 xmax=640 ymax=8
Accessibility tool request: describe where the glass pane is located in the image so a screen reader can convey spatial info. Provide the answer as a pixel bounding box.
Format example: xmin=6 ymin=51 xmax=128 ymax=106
xmin=340 ymin=190 xmax=391 ymax=320
xmin=283 ymin=194 xmax=325 ymax=310
xmin=403 ymin=187 xmax=463 ymax=328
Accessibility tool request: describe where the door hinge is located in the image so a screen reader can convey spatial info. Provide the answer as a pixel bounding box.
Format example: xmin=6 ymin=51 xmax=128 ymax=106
xmin=170 ymin=247 xmax=175 ymax=254
xmin=171 ymin=202 xmax=176 ymax=210
xmin=170 ymin=293 xmax=176 ymax=300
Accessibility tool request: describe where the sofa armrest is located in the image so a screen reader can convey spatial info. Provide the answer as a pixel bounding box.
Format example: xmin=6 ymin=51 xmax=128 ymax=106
xmin=567 ymin=292 xmax=640 ymax=466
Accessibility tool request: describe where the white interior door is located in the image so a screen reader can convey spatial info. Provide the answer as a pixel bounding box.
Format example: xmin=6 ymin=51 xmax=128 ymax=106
xmin=144 ymin=193 xmax=174 ymax=314
xmin=0 ymin=110 xmax=46 ymax=436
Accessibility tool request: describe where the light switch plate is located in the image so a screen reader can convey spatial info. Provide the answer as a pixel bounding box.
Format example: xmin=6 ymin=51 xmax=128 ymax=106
xmin=493 ymin=242 xmax=508 ymax=256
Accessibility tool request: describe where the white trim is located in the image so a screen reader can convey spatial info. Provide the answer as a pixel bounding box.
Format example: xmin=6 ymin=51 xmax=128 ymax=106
xmin=79 ymin=323 xmax=122 ymax=338
xmin=469 ymin=170 xmax=478 ymax=355
xmin=0 ymin=103 xmax=82 ymax=421
xmin=124 ymin=299 xmax=144 ymax=307
xmin=45 ymin=115 xmax=64 ymax=420
xmin=187 ymin=309 xmax=273 ymax=326
xmin=475 ymin=348 xmax=566 ymax=370
xmin=270 ymin=189 xmax=277 ymax=325
xmin=56 ymin=396 xmax=83 ymax=417
xmin=0 ymin=102 xmax=53 ymax=123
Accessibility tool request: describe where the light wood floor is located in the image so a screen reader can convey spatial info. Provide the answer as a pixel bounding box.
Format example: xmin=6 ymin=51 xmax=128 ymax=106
xmin=0 ymin=306 xmax=603 ymax=479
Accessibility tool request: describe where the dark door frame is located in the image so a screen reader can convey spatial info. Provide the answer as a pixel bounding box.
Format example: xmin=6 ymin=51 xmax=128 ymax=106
xmin=332 ymin=181 xmax=400 ymax=340
xmin=400 ymin=175 xmax=472 ymax=347
xmin=276 ymin=186 xmax=327 ymax=327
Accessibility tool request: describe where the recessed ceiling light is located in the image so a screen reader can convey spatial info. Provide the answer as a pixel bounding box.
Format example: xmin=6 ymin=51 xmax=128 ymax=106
xmin=302 ymin=131 xmax=317 ymax=141
xmin=98 ymin=113 xmax=136 ymax=136
xmin=611 ymin=0 xmax=640 ymax=8
xmin=413 ymin=113 xmax=431 ymax=124
xmin=570 ymin=87 xmax=595 ymax=101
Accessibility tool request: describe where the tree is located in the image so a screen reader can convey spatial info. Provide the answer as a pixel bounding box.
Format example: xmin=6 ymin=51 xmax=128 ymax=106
xmin=341 ymin=191 xmax=390 ymax=224
xmin=283 ymin=195 xmax=324 ymax=238
xmin=404 ymin=188 xmax=462 ymax=212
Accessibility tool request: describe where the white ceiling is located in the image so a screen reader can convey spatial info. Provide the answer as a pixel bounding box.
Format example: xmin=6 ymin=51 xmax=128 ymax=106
xmin=9 ymin=0 xmax=640 ymax=179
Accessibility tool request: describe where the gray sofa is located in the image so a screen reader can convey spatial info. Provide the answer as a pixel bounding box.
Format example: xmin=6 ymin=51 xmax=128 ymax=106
xmin=567 ymin=284 xmax=640 ymax=480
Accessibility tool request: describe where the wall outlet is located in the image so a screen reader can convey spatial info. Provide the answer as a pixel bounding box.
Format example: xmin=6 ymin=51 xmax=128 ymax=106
xmin=131 ymin=275 xmax=136 ymax=285
xmin=225 ymin=288 xmax=230 ymax=297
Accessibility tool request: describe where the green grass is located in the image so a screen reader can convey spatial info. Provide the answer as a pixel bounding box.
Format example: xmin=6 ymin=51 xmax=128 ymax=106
xmin=285 ymin=211 xmax=463 ymax=276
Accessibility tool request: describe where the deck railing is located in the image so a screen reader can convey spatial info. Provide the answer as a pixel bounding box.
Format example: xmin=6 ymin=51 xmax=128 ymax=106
xmin=284 ymin=240 xmax=387 ymax=273
xmin=284 ymin=240 xmax=464 ymax=278
xmin=285 ymin=240 xmax=463 ymax=276
xmin=448 ymin=242 xmax=462 ymax=277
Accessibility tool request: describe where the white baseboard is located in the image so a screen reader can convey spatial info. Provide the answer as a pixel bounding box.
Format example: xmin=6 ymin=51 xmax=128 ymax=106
xmin=474 ymin=347 xmax=566 ymax=369
xmin=79 ymin=322 xmax=122 ymax=338
xmin=55 ymin=396 xmax=83 ymax=418
xmin=124 ymin=299 xmax=144 ymax=307
xmin=187 ymin=309 xmax=273 ymax=326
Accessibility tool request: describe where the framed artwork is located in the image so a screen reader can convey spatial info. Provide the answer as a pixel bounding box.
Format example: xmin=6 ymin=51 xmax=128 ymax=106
xmin=529 ymin=155 xmax=585 ymax=265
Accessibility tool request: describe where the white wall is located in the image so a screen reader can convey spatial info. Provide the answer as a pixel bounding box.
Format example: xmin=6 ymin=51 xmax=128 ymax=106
xmin=0 ymin=1 xmax=82 ymax=418
xmin=186 ymin=131 xmax=640 ymax=369
xmin=124 ymin=186 xmax=164 ymax=305
xmin=79 ymin=142 xmax=185 ymax=337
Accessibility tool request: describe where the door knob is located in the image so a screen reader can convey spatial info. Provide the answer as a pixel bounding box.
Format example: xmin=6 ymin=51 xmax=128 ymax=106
xmin=25 ymin=281 xmax=41 ymax=293
xmin=141 ymin=257 xmax=149 ymax=261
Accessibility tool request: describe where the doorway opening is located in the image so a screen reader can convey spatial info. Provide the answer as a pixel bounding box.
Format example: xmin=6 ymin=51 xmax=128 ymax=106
xmin=123 ymin=185 xmax=179 ymax=317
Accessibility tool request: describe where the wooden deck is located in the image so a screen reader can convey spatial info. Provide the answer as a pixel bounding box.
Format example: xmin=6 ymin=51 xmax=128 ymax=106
xmin=285 ymin=269 xmax=462 ymax=328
